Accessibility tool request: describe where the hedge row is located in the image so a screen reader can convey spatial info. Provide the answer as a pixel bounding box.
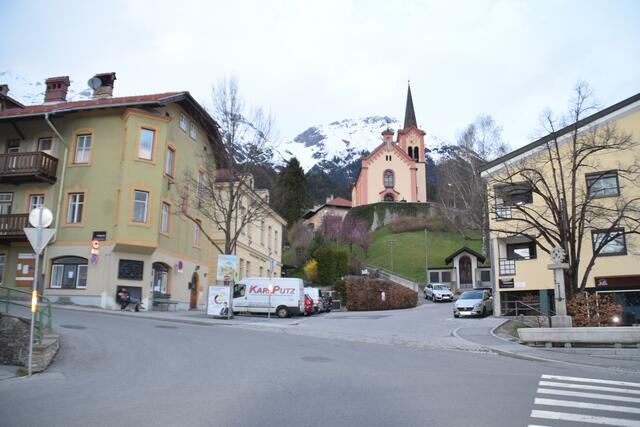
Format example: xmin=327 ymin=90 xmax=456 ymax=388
xmin=345 ymin=276 xmax=418 ymax=311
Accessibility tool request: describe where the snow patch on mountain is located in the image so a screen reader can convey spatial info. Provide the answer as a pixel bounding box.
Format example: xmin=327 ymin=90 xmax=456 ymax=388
xmin=281 ymin=116 xmax=401 ymax=172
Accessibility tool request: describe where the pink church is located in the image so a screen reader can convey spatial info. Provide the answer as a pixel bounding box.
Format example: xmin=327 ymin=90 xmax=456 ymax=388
xmin=351 ymin=84 xmax=428 ymax=206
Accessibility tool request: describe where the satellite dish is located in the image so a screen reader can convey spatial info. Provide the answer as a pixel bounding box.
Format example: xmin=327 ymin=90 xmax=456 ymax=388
xmin=88 ymin=77 xmax=102 ymax=90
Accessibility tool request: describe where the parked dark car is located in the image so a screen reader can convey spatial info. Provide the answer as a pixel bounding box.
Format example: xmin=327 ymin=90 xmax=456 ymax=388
xmin=322 ymin=294 xmax=333 ymax=312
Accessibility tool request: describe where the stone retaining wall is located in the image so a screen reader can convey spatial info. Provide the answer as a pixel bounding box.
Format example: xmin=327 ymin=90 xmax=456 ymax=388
xmin=0 ymin=313 xmax=59 ymax=372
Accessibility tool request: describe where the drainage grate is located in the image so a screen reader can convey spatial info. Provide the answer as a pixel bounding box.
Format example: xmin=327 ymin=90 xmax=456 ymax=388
xmin=301 ymin=356 xmax=333 ymax=363
xmin=59 ymin=325 xmax=86 ymax=330
xmin=154 ymin=325 xmax=178 ymax=329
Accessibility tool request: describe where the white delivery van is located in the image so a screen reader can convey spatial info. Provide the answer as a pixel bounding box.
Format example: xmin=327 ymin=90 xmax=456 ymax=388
xmin=232 ymin=277 xmax=305 ymax=318
xmin=304 ymin=287 xmax=325 ymax=313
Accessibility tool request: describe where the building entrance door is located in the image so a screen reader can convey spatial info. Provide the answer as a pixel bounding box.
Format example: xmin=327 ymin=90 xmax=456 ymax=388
xmin=190 ymin=272 xmax=199 ymax=309
xmin=15 ymin=252 xmax=36 ymax=287
xmin=459 ymin=256 xmax=472 ymax=288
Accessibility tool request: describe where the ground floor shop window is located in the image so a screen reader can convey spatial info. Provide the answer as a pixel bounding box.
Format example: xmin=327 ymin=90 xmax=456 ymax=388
xmin=152 ymin=262 xmax=170 ymax=294
xmin=50 ymin=257 xmax=88 ymax=289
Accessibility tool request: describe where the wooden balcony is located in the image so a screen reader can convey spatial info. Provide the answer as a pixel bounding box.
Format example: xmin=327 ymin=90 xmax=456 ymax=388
xmin=0 ymin=214 xmax=29 ymax=243
xmin=0 ymin=152 xmax=58 ymax=184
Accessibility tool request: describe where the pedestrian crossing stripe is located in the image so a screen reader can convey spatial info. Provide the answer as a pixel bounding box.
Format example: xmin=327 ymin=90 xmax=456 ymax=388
xmin=530 ymin=374 xmax=640 ymax=427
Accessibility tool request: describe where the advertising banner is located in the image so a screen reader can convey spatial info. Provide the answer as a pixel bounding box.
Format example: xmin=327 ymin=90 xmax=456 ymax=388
xmin=206 ymin=286 xmax=230 ymax=317
xmin=216 ymin=254 xmax=238 ymax=282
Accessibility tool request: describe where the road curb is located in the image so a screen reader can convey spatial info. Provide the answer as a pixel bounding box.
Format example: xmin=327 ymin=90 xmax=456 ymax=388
xmin=51 ymin=305 xmax=298 ymax=329
xmin=452 ymin=322 xmax=640 ymax=373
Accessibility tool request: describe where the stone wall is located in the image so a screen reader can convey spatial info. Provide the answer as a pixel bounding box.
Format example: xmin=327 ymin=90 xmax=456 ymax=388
xmin=0 ymin=313 xmax=59 ymax=372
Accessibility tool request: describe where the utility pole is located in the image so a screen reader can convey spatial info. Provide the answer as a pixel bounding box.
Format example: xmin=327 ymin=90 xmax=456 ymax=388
xmin=388 ymin=239 xmax=395 ymax=272
xmin=424 ymin=228 xmax=428 ymax=286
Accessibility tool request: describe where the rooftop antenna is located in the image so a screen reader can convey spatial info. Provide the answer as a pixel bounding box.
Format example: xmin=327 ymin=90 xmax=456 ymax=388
xmin=87 ymin=77 xmax=102 ymax=90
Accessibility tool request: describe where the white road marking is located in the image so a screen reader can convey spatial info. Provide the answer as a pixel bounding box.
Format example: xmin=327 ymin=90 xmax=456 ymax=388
xmin=535 ymin=397 xmax=640 ymax=415
xmin=537 ymin=388 xmax=640 ymax=404
xmin=528 ymin=425 xmax=551 ymax=427
xmin=530 ymin=409 xmax=640 ymax=427
xmin=539 ymin=381 xmax=640 ymax=395
xmin=541 ymin=375 xmax=640 ymax=389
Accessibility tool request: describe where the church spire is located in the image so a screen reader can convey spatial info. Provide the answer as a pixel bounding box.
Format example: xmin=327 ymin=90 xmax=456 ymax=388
xmin=403 ymin=82 xmax=417 ymax=129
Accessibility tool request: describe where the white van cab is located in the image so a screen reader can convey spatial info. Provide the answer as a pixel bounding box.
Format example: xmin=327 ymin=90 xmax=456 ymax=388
xmin=233 ymin=277 xmax=305 ymax=318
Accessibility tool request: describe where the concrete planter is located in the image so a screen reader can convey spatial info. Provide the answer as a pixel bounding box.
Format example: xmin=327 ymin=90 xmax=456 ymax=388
xmin=518 ymin=326 xmax=640 ymax=346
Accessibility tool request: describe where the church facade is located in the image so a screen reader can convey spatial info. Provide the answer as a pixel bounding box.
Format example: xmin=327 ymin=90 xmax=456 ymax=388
xmin=351 ymin=85 xmax=427 ymax=207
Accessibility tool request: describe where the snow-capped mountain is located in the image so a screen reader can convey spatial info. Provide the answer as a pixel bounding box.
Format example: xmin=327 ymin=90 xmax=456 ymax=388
xmin=280 ymin=116 xmax=402 ymax=172
xmin=0 ymin=70 xmax=93 ymax=104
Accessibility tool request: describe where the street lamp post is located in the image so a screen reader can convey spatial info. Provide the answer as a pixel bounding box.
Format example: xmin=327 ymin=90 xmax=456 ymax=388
xmin=388 ymin=239 xmax=395 ymax=272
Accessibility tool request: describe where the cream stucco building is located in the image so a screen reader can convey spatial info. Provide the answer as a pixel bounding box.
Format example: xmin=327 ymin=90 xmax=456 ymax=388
xmin=351 ymin=85 xmax=428 ymax=206
xmin=480 ymin=91 xmax=640 ymax=324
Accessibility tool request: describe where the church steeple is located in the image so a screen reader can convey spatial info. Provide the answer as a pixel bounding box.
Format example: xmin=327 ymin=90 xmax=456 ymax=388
xmin=403 ymin=82 xmax=417 ymax=129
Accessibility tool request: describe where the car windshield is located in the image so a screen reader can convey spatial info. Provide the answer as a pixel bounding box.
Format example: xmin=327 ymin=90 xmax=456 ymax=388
xmin=433 ymin=285 xmax=448 ymax=291
xmin=459 ymin=291 xmax=483 ymax=300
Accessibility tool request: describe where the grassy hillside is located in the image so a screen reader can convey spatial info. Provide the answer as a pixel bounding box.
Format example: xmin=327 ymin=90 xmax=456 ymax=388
xmin=286 ymin=226 xmax=485 ymax=283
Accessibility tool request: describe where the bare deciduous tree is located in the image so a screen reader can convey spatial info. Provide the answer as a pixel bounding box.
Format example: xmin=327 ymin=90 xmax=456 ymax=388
xmin=487 ymin=82 xmax=640 ymax=297
xmin=178 ymin=77 xmax=276 ymax=255
xmin=437 ymin=114 xmax=508 ymax=253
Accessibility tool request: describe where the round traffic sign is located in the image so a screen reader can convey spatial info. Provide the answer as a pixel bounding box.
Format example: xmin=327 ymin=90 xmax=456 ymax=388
xmin=28 ymin=207 xmax=53 ymax=228
xmin=91 ymin=240 xmax=100 ymax=249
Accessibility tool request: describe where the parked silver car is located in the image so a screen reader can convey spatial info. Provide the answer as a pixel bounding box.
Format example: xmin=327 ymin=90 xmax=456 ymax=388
xmin=424 ymin=283 xmax=453 ymax=302
xmin=453 ymin=290 xmax=493 ymax=318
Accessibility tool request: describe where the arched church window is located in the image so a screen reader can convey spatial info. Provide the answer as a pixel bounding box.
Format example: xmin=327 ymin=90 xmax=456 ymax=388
xmin=383 ymin=170 xmax=394 ymax=188
xmin=408 ymin=147 xmax=414 ymax=158
xmin=384 ymin=194 xmax=394 ymax=202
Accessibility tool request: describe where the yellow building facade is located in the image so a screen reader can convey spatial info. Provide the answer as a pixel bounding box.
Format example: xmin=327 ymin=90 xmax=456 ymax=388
xmin=481 ymin=92 xmax=640 ymax=324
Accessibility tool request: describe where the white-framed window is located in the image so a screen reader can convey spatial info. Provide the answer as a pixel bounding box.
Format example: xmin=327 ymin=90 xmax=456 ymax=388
xmin=268 ymin=225 xmax=272 ymax=250
xmin=74 ymin=134 xmax=92 ymax=164
xmin=38 ymin=137 xmax=52 ymax=152
xmin=592 ymin=228 xmax=627 ymax=256
xmin=161 ymin=202 xmax=171 ymax=233
xmin=0 ymin=192 xmax=12 ymax=215
xmin=165 ymin=146 xmax=175 ymax=177
xmin=194 ymin=220 xmax=201 ymax=246
xmin=6 ymin=139 xmax=20 ymax=153
xmin=189 ymin=122 xmax=197 ymax=140
xmin=586 ymin=171 xmax=619 ymax=198
xmin=50 ymin=257 xmax=88 ymax=289
xmin=29 ymin=194 xmax=45 ymax=212
xmin=260 ymin=220 xmax=265 ymax=245
xmin=138 ymin=128 xmax=155 ymax=160
xmin=132 ymin=190 xmax=149 ymax=223
xmin=179 ymin=113 xmax=187 ymax=131
xmin=66 ymin=193 xmax=84 ymax=224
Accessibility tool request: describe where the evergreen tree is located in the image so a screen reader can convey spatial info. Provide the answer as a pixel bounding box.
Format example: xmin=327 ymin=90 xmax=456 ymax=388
xmin=275 ymin=157 xmax=306 ymax=228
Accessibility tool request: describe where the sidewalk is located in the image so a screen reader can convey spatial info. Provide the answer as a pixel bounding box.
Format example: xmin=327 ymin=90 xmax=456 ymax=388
xmin=454 ymin=318 xmax=640 ymax=373
xmin=51 ymin=304 xmax=300 ymax=330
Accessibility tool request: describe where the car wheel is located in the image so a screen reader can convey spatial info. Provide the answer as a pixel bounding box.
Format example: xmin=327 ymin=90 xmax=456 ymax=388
xmin=454 ymin=314 xmax=459 ymax=318
xmin=276 ymin=306 xmax=289 ymax=318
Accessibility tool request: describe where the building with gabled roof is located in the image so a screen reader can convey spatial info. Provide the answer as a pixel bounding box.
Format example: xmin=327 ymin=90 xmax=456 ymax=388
xmin=351 ymin=84 xmax=427 ymax=206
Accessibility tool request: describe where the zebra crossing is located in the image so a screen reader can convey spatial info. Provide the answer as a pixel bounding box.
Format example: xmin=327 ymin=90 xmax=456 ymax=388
xmin=528 ymin=374 xmax=640 ymax=427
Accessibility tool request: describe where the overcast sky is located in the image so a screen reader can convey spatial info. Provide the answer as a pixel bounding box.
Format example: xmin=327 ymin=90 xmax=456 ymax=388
xmin=2 ymin=0 xmax=639 ymax=151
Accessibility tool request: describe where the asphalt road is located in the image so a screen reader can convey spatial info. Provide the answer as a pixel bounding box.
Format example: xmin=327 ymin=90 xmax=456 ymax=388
xmin=1 ymin=307 xmax=639 ymax=427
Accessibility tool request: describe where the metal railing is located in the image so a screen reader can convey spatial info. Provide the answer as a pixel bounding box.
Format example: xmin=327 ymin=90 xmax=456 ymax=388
xmin=0 ymin=151 xmax=58 ymax=183
xmin=501 ymin=300 xmax=555 ymax=327
xmin=0 ymin=285 xmax=53 ymax=343
xmin=498 ymin=258 xmax=516 ymax=275
xmin=363 ymin=265 xmax=420 ymax=292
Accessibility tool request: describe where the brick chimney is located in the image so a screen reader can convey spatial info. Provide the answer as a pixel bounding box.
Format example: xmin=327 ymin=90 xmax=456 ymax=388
xmin=91 ymin=72 xmax=116 ymax=98
xmin=0 ymin=84 xmax=8 ymax=97
xmin=44 ymin=76 xmax=70 ymax=103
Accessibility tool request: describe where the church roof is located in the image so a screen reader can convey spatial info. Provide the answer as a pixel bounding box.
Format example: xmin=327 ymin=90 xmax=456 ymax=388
xmin=403 ymin=83 xmax=417 ymax=129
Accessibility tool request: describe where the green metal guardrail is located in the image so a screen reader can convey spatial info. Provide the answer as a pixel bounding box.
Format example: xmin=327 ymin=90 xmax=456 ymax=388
xmin=0 ymin=285 xmax=52 ymax=343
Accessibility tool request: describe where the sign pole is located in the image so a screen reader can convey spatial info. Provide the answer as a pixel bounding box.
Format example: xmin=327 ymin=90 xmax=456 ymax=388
xmin=27 ymin=209 xmax=43 ymax=376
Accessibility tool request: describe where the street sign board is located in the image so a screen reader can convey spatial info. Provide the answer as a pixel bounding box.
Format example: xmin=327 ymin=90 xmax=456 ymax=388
xmin=28 ymin=207 xmax=53 ymax=228
xmin=92 ymin=231 xmax=107 ymax=241
xmin=23 ymin=228 xmax=56 ymax=255
xmin=216 ymin=254 xmax=237 ymax=282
